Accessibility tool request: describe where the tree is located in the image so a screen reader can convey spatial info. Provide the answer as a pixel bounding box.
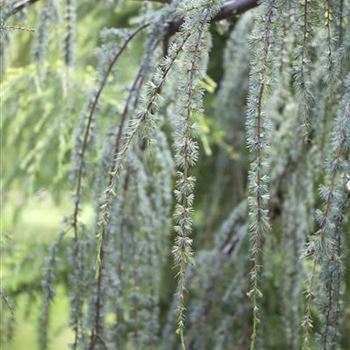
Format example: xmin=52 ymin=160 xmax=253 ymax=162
xmin=1 ymin=0 xmax=350 ymax=349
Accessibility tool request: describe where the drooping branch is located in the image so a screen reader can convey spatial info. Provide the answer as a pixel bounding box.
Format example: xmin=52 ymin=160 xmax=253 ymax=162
xmin=89 ymin=31 xmax=189 ymax=350
xmin=72 ymin=23 xmax=150 ymax=242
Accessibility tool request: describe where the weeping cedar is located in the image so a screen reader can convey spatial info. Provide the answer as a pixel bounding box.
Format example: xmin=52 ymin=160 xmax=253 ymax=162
xmin=1 ymin=0 xmax=350 ymax=349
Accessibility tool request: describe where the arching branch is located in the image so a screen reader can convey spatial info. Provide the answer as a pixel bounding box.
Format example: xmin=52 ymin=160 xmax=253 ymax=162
xmin=4 ymin=0 xmax=258 ymax=30
xmin=163 ymin=0 xmax=258 ymax=37
xmin=214 ymin=0 xmax=258 ymax=21
xmin=3 ymin=0 xmax=40 ymax=19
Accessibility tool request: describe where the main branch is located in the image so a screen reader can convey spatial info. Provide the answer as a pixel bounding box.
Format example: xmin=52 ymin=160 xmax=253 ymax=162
xmin=163 ymin=0 xmax=258 ymax=37
xmin=3 ymin=0 xmax=39 ymax=18
xmin=4 ymin=0 xmax=258 ymax=33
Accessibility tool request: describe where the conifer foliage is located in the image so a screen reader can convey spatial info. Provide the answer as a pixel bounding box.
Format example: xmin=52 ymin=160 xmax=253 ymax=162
xmin=1 ymin=0 xmax=350 ymax=349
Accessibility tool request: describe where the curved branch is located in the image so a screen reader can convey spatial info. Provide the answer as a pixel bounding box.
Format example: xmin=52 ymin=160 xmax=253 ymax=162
xmin=213 ymin=0 xmax=258 ymax=21
xmin=4 ymin=0 xmax=40 ymax=19
xmin=72 ymin=22 xmax=149 ymax=241
xmin=164 ymin=0 xmax=258 ymax=37
xmin=4 ymin=0 xmax=259 ymax=33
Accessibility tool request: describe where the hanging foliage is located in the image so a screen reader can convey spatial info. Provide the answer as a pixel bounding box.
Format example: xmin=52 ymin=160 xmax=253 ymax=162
xmin=1 ymin=0 xmax=350 ymax=349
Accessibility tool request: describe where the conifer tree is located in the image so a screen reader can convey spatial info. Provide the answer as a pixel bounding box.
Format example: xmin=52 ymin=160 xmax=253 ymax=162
xmin=2 ymin=0 xmax=350 ymax=349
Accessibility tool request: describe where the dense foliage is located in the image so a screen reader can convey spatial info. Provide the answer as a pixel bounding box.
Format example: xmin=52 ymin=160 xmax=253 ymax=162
xmin=1 ymin=0 xmax=350 ymax=349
